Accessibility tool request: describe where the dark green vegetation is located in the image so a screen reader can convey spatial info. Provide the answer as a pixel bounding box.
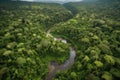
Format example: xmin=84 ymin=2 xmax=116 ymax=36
xmin=0 ymin=0 xmax=120 ymax=80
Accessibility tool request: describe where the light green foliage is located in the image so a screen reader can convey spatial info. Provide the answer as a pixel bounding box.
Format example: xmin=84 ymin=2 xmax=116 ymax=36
xmin=76 ymin=62 xmax=82 ymax=70
xmin=3 ymin=50 xmax=13 ymax=56
xmin=71 ymin=72 xmax=77 ymax=78
xmin=83 ymin=55 xmax=90 ymax=62
xmin=92 ymin=35 xmax=99 ymax=40
xmin=104 ymin=54 xmax=115 ymax=65
xmin=87 ymin=64 xmax=93 ymax=70
xmin=41 ymin=39 xmax=51 ymax=47
xmin=94 ymin=60 xmax=103 ymax=67
xmin=81 ymin=37 xmax=90 ymax=43
xmin=17 ymin=43 xmax=24 ymax=48
xmin=6 ymin=42 xmax=17 ymax=49
xmin=69 ymin=19 xmax=78 ymax=24
xmin=16 ymin=57 xmax=26 ymax=65
xmin=4 ymin=32 xmax=11 ymax=37
xmin=91 ymin=50 xmax=98 ymax=54
xmin=102 ymin=72 xmax=113 ymax=80
xmin=27 ymin=50 xmax=34 ymax=55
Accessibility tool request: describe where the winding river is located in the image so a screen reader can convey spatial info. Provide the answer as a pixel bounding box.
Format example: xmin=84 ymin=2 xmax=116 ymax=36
xmin=45 ymin=29 xmax=76 ymax=80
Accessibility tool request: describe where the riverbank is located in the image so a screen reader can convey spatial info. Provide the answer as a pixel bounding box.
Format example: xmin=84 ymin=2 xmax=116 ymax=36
xmin=45 ymin=29 xmax=76 ymax=80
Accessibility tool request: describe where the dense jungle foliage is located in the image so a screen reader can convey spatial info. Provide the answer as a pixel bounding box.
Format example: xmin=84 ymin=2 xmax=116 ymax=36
xmin=52 ymin=0 xmax=120 ymax=80
xmin=0 ymin=1 xmax=71 ymax=80
xmin=0 ymin=0 xmax=120 ymax=80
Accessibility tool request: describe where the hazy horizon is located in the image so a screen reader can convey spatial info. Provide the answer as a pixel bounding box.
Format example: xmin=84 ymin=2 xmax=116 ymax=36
xmin=18 ymin=0 xmax=83 ymax=3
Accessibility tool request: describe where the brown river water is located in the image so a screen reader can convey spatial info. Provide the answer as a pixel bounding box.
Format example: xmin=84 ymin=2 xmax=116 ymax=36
xmin=45 ymin=30 xmax=76 ymax=80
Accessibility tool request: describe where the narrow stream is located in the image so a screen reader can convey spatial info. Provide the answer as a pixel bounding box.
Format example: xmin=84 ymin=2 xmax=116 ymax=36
xmin=45 ymin=29 xmax=76 ymax=80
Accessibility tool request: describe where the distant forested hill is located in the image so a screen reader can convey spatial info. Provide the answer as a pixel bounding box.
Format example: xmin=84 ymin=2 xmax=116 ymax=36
xmin=0 ymin=1 xmax=73 ymax=29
